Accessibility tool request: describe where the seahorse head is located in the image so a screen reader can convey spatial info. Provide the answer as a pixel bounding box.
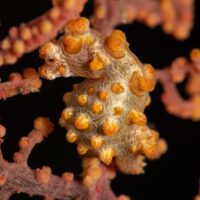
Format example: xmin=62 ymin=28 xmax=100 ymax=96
xmin=39 ymin=17 xmax=134 ymax=80
xmin=39 ymin=17 xmax=108 ymax=80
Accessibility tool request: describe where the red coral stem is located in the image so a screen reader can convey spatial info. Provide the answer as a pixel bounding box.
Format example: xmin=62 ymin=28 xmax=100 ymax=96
xmin=0 ymin=118 xmax=125 ymax=200
xmin=0 ymin=68 xmax=42 ymax=100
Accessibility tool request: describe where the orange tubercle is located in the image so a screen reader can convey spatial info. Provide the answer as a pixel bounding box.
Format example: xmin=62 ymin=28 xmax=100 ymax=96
xmin=74 ymin=113 xmax=91 ymax=130
xmin=66 ymin=17 xmax=90 ymax=35
xmin=63 ymin=35 xmax=82 ymax=54
xmin=89 ymin=55 xmax=105 ymax=71
xmin=61 ymin=107 xmax=75 ymax=121
xmin=102 ymin=118 xmax=119 ymax=136
xmin=66 ymin=130 xmax=79 ymax=143
xmin=139 ymin=64 xmax=156 ymax=92
xmin=91 ymin=102 xmax=104 ymax=114
xmin=105 ymin=30 xmax=128 ymax=59
xmin=126 ymin=109 xmax=147 ymax=126
xmin=57 ymin=65 xmax=66 ymax=75
xmin=139 ymin=77 xmax=155 ymax=92
xmin=111 ymin=83 xmax=124 ymax=94
xmin=39 ymin=43 xmax=52 ymax=58
xmin=83 ymin=35 xmax=94 ymax=46
xmin=98 ymin=90 xmax=108 ymax=101
xmin=76 ymin=94 xmax=88 ymax=106
xmin=99 ymin=147 xmax=115 ymax=165
xmin=141 ymin=131 xmax=159 ymax=159
xmin=77 ymin=143 xmax=89 ymax=155
xmin=129 ymin=71 xmax=146 ymax=96
xmin=113 ymin=106 xmax=124 ymax=115
xmin=143 ymin=64 xmax=155 ymax=79
xmin=91 ymin=135 xmax=104 ymax=149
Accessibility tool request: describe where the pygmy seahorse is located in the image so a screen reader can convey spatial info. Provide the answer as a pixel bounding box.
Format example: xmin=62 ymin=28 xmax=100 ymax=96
xmin=39 ymin=17 xmax=167 ymax=174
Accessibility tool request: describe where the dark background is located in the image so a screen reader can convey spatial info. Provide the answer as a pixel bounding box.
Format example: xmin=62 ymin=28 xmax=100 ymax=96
xmin=0 ymin=0 xmax=200 ymax=200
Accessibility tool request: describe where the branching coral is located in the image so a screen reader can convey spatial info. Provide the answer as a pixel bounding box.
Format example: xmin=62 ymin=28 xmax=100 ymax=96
xmin=0 ymin=118 xmax=129 ymax=200
xmin=39 ymin=17 xmax=167 ymax=174
xmin=91 ymin=0 xmax=194 ymax=40
xmin=157 ymin=48 xmax=200 ymax=120
xmin=0 ymin=0 xmax=199 ymax=199
xmin=0 ymin=68 xmax=42 ymax=100
xmin=0 ymin=0 xmax=87 ymax=66
xmin=0 ymin=0 xmax=194 ymax=67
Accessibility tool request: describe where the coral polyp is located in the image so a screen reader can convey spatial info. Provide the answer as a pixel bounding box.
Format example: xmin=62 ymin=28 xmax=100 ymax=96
xmin=39 ymin=17 xmax=167 ymax=174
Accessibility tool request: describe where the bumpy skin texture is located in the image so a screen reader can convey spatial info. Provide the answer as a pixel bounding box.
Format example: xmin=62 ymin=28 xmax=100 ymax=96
xmin=39 ymin=17 xmax=167 ymax=174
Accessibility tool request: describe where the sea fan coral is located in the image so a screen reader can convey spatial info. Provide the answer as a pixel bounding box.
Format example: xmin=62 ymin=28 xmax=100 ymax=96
xmin=0 ymin=0 xmax=199 ymax=199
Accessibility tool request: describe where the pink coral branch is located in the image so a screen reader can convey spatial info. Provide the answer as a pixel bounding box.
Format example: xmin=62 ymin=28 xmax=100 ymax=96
xmin=92 ymin=0 xmax=161 ymax=35
xmin=0 ymin=0 xmax=87 ymax=66
xmin=0 ymin=118 xmax=125 ymax=200
xmin=156 ymin=68 xmax=193 ymax=119
xmin=91 ymin=0 xmax=194 ymax=40
xmin=0 ymin=68 xmax=42 ymax=100
xmin=156 ymin=49 xmax=200 ymax=120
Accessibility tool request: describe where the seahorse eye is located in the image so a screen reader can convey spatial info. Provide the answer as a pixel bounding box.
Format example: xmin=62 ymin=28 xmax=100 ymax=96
xmin=48 ymin=58 xmax=55 ymax=62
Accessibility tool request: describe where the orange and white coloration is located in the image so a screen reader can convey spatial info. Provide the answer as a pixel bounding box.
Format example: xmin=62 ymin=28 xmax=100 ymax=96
xmin=39 ymin=17 xmax=167 ymax=174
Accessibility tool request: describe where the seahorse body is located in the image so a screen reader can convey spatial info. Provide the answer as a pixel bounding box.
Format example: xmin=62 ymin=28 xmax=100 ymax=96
xmin=39 ymin=17 xmax=167 ymax=174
